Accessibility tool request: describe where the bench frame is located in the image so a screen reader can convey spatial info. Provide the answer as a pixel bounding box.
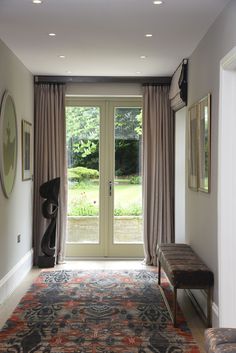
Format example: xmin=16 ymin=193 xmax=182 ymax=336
xmin=158 ymin=259 xmax=213 ymax=327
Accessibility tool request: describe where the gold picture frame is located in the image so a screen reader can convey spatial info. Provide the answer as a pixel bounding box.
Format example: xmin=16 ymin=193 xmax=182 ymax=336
xmin=198 ymin=94 xmax=211 ymax=193
xmin=188 ymin=94 xmax=211 ymax=193
xmin=188 ymin=103 xmax=198 ymax=191
xmin=22 ymin=120 xmax=32 ymax=181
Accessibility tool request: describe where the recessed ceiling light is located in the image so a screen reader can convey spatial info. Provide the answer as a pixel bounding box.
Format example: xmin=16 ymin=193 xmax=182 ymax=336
xmin=59 ymin=55 xmax=65 ymax=59
xmin=153 ymin=1 xmax=163 ymax=4
xmin=145 ymin=34 xmax=153 ymax=37
xmin=66 ymin=70 xmax=72 ymax=74
xmin=32 ymin=0 xmax=43 ymax=4
xmin=49 ymin=33 xmax=56 ymax=37
xmin=140 ymin=55 xmax=147 ymax=59
xmin=136 ymin=71 xmax=141 ymax=74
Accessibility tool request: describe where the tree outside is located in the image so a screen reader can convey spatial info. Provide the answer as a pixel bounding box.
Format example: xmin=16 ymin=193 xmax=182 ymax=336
xmin=66 ymin=105 xmax=143 ymax=243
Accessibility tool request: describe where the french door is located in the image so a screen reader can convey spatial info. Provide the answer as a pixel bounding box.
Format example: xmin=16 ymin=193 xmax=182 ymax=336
xmin=65 ymin=98 xmax=143 ymax=258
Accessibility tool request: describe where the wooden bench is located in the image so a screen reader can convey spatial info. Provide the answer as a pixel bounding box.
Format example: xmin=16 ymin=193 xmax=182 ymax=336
xmin=157 ymin=243 xmax=214 ymax=327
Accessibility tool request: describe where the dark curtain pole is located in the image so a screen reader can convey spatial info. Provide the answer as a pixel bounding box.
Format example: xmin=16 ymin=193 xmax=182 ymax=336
xmin=34 ymin=75 xmax=171 ymax=85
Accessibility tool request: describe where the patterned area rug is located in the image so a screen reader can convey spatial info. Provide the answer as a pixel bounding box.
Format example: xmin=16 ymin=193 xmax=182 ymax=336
xmin=0 ymin=269 xmax=200 ymax=353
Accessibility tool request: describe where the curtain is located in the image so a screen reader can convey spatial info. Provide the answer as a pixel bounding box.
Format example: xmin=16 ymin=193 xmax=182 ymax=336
xmin=142 ymin=85 xmax=175 ymax=265
xmin=33 ymin=83 xmax=67 ymax=265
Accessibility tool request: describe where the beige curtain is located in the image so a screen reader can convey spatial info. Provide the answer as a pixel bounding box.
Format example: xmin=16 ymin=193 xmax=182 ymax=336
xmin=33 ymin=83 xmax=67 ymax=265
xmin=142 ymin=85 xmax=175 ymax=265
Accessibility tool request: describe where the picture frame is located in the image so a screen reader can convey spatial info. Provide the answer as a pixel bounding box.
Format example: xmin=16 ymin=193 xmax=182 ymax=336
xmin=0 ymin=91 xmax=18 ymax=198
xmin=188 ymin=103 xmax=198 ymax=191
xmin=198 ymin=94 xmax=211 ymax=193
xmin=22 ymin=119 xmax=32 ymax=181
xmin=188 ymin=93 xmax=211 ymax=193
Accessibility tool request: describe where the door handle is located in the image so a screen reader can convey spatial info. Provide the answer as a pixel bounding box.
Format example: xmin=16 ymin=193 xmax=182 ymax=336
xmin=109 ymin=181 xmax=112 ymax=196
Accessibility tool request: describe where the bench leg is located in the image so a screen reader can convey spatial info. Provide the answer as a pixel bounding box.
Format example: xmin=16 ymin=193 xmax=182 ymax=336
xmin=207 ymin=286 xmax=213 ymax=327
xmin=158 ymin=260 xmax=161 ymax=285
xmin=173 ymin=287 xmax=177 ymax=327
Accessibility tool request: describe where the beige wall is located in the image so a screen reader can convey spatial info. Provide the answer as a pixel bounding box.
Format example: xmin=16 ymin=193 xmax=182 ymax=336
xmin=186 ymin=0 xmax=236 ymax=315
xmin=0 ymin=39 xmax=33 ymax=280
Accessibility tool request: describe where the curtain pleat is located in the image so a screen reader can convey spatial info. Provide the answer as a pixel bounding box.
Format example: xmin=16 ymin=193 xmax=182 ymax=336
xmin=142 ymin=85 xmax=175 ymax=265
xmin=33 ymin=83 xmax=67 ymax=265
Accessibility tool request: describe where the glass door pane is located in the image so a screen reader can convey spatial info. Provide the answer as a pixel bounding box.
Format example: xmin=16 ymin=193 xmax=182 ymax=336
xmin=107 ymin=100 xmax=143 ymax=258
xmin=113 ymin=107 xmax=143 ymax=244
xmin=66 ymin=103 xmax=104 ymax=257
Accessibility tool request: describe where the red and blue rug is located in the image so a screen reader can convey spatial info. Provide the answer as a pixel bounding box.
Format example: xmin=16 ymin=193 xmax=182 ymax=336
xmin=0 ymin=269 xmax=200 ymax=352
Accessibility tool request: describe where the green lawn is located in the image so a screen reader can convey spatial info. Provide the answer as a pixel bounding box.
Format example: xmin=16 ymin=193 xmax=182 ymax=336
xmin=68 ymin=181 xmax=142 ymax=216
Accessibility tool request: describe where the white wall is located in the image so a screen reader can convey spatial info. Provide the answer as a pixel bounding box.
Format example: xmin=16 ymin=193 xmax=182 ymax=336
xmin=186 ymin=0 xmax=236 ymax=325
xmin=175 ymin=107 xmax=186 ymax=243
xmin=218 ymin=49 xmax=236 ymax=327
xmin=66 ymin=83 xmax=142 ymax=97
xmin=0 ymin=39 xmax=34 ymax=299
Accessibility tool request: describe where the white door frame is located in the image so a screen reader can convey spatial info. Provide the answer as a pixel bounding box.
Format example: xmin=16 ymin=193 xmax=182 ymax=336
xmin=218 ymin=46 xmax=236 ymax=326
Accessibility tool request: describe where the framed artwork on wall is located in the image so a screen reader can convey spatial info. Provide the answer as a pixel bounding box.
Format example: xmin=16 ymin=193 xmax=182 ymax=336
xmin=188 ymin=93 xmax=211 ymax=193
xmin=188 ymin=103 xmax=198 ymax=191
xmin=22 ymin=119 xmax=32 ymax=181
xmin=0 ymin=91 xmax=18 ymax=198
xmin=198 ymin=94 xmax=211 ymax=193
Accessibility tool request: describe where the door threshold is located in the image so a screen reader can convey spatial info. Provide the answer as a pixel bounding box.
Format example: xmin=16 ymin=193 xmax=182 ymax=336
xmin=65 ymin=256 xmax=144 ymax=261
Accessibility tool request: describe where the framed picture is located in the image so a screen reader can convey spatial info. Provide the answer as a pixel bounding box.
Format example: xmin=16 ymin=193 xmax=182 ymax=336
xmin=188 ymin=103 xmax=198 ymax=191
xmin=198 ymin=94 xmax=211 ymax=193
xmin=0 ymin=91 xmax=18 ymax=198
xmin=22 ymin=120 xmax=32 ymax=181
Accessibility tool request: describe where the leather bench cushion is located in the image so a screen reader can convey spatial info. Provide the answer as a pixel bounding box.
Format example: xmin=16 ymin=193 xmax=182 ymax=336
xmin=205 ymin=328 xmax=236 ymax=353
xmin=157 ymin=243 xmax=214 ymax=288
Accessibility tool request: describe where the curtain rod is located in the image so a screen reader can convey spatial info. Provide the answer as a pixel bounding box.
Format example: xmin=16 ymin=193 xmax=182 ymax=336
xmin=34 ymin=75 xmax=171 ymax=85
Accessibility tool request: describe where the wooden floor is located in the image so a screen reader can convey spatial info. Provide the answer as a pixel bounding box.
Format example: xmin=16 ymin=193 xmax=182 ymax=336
xmin=0 ymin=260 xmax=206 ymax=352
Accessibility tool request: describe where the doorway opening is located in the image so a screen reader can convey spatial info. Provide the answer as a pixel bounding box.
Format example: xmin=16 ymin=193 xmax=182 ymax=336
xmin=65 ymin=97 xmax=144 ymax=258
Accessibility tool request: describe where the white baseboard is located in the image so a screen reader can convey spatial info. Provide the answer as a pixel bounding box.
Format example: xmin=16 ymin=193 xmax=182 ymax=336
xmin=0 ymin=249 xmax=34 ymax=305
xmin=186 ymin=289 xmax=219 ymax=327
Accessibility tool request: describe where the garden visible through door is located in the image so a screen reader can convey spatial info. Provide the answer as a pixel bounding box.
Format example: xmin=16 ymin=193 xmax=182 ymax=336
xmin=65 ymin=98 xmax=143 ymax=257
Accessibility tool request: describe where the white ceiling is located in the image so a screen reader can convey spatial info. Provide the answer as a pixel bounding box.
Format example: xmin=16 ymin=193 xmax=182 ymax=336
xmin=0 ymin=0 xmax=230 ymax=77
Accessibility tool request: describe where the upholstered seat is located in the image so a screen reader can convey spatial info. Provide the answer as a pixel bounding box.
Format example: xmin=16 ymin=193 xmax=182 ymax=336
xmin=157 ymin=243 xmax=214 ymax=287
xmin=205 ymin=328 xmax=236 ymax=353
xmin=157 ymin=243 xmax=214 ymax=327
